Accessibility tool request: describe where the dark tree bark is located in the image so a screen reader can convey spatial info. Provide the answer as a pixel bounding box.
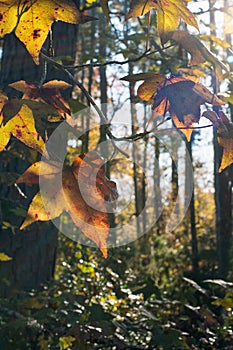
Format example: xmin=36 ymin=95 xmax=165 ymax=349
xmin=0 ymin=20 xmax=79 ymax=296
xmin=209 ymin=0 xmax=232 ymax=278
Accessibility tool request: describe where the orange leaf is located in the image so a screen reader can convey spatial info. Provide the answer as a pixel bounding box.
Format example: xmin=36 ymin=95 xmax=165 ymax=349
xmin=172 ymin=113 xmax=193 ymax=142
xmin=17 ymin=151 xmax=118 ymax=258
xmin=9 ymin=80 xmax=73 ymax=124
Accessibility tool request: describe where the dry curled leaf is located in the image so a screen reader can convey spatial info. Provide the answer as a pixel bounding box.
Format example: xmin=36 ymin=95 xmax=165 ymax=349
xmin=16 ymin=151 xmax=118 ymax=258
xmin=164 ymin=30 xmax=229 ymax=79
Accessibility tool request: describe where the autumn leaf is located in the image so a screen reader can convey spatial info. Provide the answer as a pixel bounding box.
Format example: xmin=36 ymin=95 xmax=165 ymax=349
xmin=2 ymin=98 xmax=64 ymax=140
xmin=127 ymin=0 xmax=198 ymax=41
xmin=217 ymin=112 xmax=233 ymax=172
xmin=121 ymin=73 xmax=165 ymax=101
xmin=16 ymin=151 xmax=118 ymax=258
xmin=0 ymin=0 xmax=95 ymax=63
xmin=9 ymin=80 xmax=73 ymax=124
xmin=152 ymin=76 xmax=224 ymax=141
xmin=164 ymin=30 xmax=229 ymax=79
xmin=202 ymin=110 xmax=221 ymax=127
xmin=0 ymin=103 xmax=47 ymax=154
xmin=0 ymin=252 xmax=12 ymax=261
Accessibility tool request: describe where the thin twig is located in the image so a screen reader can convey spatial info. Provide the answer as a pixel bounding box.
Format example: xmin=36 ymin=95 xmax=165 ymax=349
xmin=177 ymin=124 xmax=213 ymax=130
xmin=41 ymin=51 xmax=129 ymax=158
xmin=63 ymin=45 xmax=175 ymax=70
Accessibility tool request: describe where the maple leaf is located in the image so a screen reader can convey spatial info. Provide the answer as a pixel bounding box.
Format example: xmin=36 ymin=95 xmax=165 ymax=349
xmin=127 ymin=0 xmax=198 ymax=41
xmin=2 ymin=98 xmax=64 ymax=140
xmin=121 ymin=73 xmax=165 ymax=101
xmin=16 ymin=151 xmax=118 ymax=258
xmin=216 ymin=112 xmax=233 ymax=172
xmin=9 ymin=80 xmax=73 ymax=124
xmin=152 ymin=76 xmax=225 ymax=141
xmin=0 ymin=0 xmax=95 ymax=63
xmin=0 ymin=99 xmax=47 ymax=154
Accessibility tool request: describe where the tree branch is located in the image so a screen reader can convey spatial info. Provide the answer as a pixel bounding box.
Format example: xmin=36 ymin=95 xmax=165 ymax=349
xmin=63 ymin=45 xmax=175 ymax=70
xmin=41 ymin=51 xmax=130 ymax=158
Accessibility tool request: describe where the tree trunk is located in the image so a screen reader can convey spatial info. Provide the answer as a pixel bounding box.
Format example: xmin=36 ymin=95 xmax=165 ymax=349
xmin=209 ymin=0 xmax=232 ymax=278
xmin=0 ymin=20 xmax=78 ymax=296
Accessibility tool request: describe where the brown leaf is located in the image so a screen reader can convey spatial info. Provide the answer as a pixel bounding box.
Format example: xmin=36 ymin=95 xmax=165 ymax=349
xmin=165 ymin=31 xmax=229 ymax=79
xmin=9 ymin=80 xmax=73 ymax=123
xmin=152 ymin=76 xmax=225 ymax=140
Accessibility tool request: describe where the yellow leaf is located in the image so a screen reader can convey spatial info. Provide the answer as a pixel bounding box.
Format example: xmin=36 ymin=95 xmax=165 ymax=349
xmin=59 ymin=336 xmax=75 ymax=350
xmin=121 ymin=73 xmax=165 ymax=101
xmin=219 ymin=148 xmax=233 ymax=172
xmin=217 ymin=112 xmax=233 ymax=172
xmin=0 ymin=252 xmax=12 ymax=261
xmin=20 ymin=190 xmax=64 ymax=229
xmin=0 ymin=0 xmax=18 ymax=37
xmin=16 ymin=160 xmax=61 ymax=184
xmin=0 ymin=0 xmax=94 ymax=63
xmin=0 ymin=104 xmax=47 ymax=154
xmin=127 ymin=0 xmax=156 ymax=18
xmin=137 ymin=74 xmax=165 ymax=101
xmin=127 ymin=0 xmax=198 ymax=40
